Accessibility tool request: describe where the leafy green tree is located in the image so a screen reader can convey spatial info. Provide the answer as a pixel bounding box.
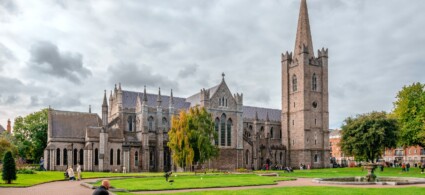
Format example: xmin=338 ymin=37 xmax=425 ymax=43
xmin=0 ymin=132 xmax=18 ymax=160
xmin=13 ymin=109 xmax=48 ymax=162
xmin=2 ymin=151 xmax=17 ymax=184
xmin=340 ymin=111 xmax=398 ymax=163
xmin=168 ymin=107 xmax=219 ymax=170
xmin=392 ymin=82 xmax=425 ymax=147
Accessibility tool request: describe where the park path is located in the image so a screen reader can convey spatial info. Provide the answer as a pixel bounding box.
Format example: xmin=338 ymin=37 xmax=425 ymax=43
xmin=0 ymin=178 xmax=99 ymax=195
xmin=133 ymin=178 xmax=425 ymax=194
xmin=1 ymin=177 xmax=425 ymax=195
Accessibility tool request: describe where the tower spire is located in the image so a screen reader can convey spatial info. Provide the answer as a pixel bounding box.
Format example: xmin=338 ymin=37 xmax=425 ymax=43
xmin=102 ymin=90 xmax=107 ymax=107
xmin=294 ymin=0 xmax=314 ymax=56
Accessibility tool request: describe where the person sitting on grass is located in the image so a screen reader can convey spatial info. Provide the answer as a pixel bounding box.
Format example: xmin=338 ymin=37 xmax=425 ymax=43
xmin=93 ymin=180 xmax=110 ymax=195
xmin=67 ymin=166 xmax=76 ymax=181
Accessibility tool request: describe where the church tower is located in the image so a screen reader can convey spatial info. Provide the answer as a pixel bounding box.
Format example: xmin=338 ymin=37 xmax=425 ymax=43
xmin=281 ymin=0 xmax=330 ymax=168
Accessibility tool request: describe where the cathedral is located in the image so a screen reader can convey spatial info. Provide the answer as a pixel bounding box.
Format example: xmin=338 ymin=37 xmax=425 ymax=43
xmin=43 ymin=0 xmax=330 ymax=172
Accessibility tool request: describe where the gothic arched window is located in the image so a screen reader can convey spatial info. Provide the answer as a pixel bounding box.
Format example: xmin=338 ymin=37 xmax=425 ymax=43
xmin=292 ymin=75 xmax=298 ymax=92
xmin=220 ymin=114 xmax=226 ymax=146
xmin=110 ymin=149 xmax=114 ymax=165
xmin=117 ymin=149 xmax=121 ymax=165
xmin=94 ymin=148 xmax=99 ymax=165
xmin=148 ymin=116 xmax=154 ymax=131
xmin=135 ymin=151 xmax=139 ymax=166
xmin=214 ymin=118 xmax=219 ymax=145
xmin=314 ymin=154 xmax=319 ymax=163
xmin=270 ymin=127 xmax=274 ymax=139
xmin=227 ymin=118 xmax=232 ymax=146
xmin=162 ymin=117 xmax=168 ymax=132
xmin=73 ymin=149 xmax=78 ymax=165
xmin=128 ymin=116 xmax=133 ymax=131
xmin=312 ymin=73 xmax=317 ymax=91
xmin=280 ymin=152 xmax=283 ymax=164
xmin=63 ymin=148 xmax=68 ymax=165
xmin=56 ymin=148 xmax=60 ymax=165
xmin=79 ymin=149 xmax=84 ymax=165
xmin=245 ymin=150 xmax=249 ymax=164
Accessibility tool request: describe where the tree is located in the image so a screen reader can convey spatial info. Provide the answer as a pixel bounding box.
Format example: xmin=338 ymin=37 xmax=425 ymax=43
xmin=0 ymin=132 xmax=18 ymax=160
xmin=2 ymin=151 xmax=17 ymax=184
xmin=13 ymin=109 xmax=48 ymax=162
xmin=392 ymin=82 xmax=425 ymax=147
xmin=168 ymin=107 xmax=219 ymax=170
xmin=340 ymin=111 xmax=398 ymax=163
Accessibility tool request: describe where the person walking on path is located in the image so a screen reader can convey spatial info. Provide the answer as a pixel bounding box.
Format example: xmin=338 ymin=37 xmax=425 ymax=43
xmin=406 ymin=163 xmax=411 ymax=172
xmin=93 ymin=180 xmax=110 ymax=195
xmin=76 ymin=164 xmax=82 ymax=180
xmin=39 ymin=157 xmax=46 ymax=171
xmin=67 ymin=167 xmax=76 ymax=181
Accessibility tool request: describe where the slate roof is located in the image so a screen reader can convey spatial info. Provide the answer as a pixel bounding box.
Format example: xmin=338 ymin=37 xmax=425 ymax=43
xmin=122 ymin=90 xmax=191 ymax=109
xmin=242 ymin=106 xmax=281 ymax=122
xmin=185 ymin=84 xmax=220 ymax=106
xmin=0 ymin=124 xmax=5 ymax=133
xmin=50 ymin=110 xmax=102 ymax=139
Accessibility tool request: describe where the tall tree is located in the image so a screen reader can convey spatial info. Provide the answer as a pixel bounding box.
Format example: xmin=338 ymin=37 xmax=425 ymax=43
xmin=340 ymin=111 xmax=398 ymax=163
xmin=13 ymin=109 xmax=48 ymax=162
xmin=0 ymin=132 xmax=18 ymax=160
xmin=168 ymin=107 xmax=219 ymax=170
xmin=2 ymin=151 xmax=17 ymax=184
xmin=392 ymin=82 xmax=425 ymax=147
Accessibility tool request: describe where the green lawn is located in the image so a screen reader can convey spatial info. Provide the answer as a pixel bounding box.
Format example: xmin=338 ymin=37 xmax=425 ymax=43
xmin=115 ymin=186 xmax=425 ymax=195
xmin=94 ymin=174 xmax=294 ymax=191
xmin=0 ymin=171 xmax=163 ymax=187
xmin=256 ymin=167 xmax=425 ymax=178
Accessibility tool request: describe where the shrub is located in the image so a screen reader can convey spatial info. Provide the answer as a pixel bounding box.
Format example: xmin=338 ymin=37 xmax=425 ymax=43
xmin=2 ymin=151 xmax=17 ymax=184
xmin=17 ymin=168 xmax=36 ymax=174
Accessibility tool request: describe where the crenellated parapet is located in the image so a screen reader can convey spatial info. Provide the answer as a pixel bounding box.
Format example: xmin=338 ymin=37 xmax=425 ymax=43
xmin=281 ymin=51 xmax=293 ymax=63
xmin=318 ymin=47 xmax=328 ymax=58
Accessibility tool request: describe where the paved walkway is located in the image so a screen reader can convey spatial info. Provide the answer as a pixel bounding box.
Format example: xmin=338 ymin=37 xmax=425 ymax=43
xmin=133 ymin=178 xmax=425 ymax=194
xmin=0 ymin=178 xmax=99 ymax=195
xmin=1 ymin=177 xmax=425 ymax=195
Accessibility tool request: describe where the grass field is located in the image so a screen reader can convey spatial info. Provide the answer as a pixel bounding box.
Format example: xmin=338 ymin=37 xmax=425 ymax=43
xmin=114 ymin=186 xmax=425 ymax=195
xmin=0 ymin=171 xmax=164 ymax=187
xmin=256 ymin=166 xmax=425 ymax=178
xmin=93 ymin=174 xmax=294 ymax=191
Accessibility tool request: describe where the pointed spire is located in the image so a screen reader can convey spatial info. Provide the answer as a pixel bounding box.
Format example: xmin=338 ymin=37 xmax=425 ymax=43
xmin=157 ymin=87 xmax=162 ymax=106
xmin=6 ymin=119 xmax=11 ymax=134
xmin=143 ymin=85 xmax=148 ymax=102
xmin=294 ymin=0 xmax=314 ymax=56
xmin=102 ymin=90 xmax=107 ymax=107
xmin=221 ymin=72 xmax=225 ymax=81
xmin=109 ymin=90 xmax=113 ymax=99
xmin=136 ymin=93 xmax=142 ymax=108
xmin=255 ymin=110 xmax=259 ymax=121
xmin=89 ymin=105 xmax=92 ymax=113
xmin=169 ymin=89 xmax=174 ymax=106
xmin=118 ymin=82 xmax=122 ymax=91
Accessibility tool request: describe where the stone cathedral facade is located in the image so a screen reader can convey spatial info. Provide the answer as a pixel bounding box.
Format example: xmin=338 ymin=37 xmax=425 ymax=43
xmin=43 ymin=0 xmax=330 ymax=172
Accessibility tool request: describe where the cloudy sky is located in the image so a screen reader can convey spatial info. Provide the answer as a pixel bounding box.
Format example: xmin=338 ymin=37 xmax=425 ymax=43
xmin=1 ymin=0 xmax=424 ymax=129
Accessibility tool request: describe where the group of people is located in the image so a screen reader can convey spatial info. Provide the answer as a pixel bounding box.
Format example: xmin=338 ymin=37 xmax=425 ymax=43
xmin=65 ymin=164 xmax=82 ymax=181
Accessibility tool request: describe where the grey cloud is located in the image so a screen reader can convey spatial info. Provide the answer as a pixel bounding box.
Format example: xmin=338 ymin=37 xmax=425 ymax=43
xmin=30 ymin=92 xmax=82 ymax=108
xmin=28 ymin=41 xmax=91 ymax=84
xmin=0 ymin=0 xmax=18 ymax=14
xmin=178 ymin=64 xmax=198 ymax=78
xmin=0 ymin=43 xmax=16 ymax=71
xmin=108 ymin=63 xmax=178 ymax=90
xmin=0 ymin=95 xmax=19 ymax=104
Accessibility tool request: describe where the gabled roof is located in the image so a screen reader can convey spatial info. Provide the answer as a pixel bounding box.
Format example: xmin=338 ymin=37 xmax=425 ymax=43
xmin=0 ymin=124 xmax=5 ymax=133
xmin=50 ymin=110 xmax=102 ymax=139
xmin=122 ymin=90 xmax=191 ymax=109
xmin=185 ymin=84 xmax=220 ymax=106
xmin=243 ymin=106 xmax=281 ymax=122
